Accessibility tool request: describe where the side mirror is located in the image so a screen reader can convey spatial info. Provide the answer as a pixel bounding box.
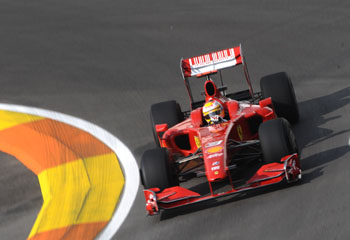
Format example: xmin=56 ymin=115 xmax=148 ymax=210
xmin=259 ymin=97 xmax=273 ymax=108
xmin=155 ymin=124 xmax=168 ymax=147
xmin=155 ymin=123 xmax=168 ymax=133
xmin=190 ymin=108 xmax=203 ymax=128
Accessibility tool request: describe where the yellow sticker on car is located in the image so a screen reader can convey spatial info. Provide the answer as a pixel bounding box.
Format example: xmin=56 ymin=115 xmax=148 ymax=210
xmin=207 ymin=146 xmax=223 ymax=153
xmin=237 ymin=125 xmax=243 ymax=141
xmin=194 ymin=136 xmax=201 ymax=148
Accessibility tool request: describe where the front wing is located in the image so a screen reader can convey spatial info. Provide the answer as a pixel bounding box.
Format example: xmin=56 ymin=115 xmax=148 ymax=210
xmin=143 ymin=153 xmax=301 ymax=215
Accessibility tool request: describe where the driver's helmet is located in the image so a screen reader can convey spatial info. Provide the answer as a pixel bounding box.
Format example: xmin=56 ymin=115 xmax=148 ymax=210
xmin=202 ymin=100 xmax=225 ymax=125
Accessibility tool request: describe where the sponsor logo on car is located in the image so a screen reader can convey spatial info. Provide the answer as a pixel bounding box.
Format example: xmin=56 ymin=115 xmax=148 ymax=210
xmin=207 ymin=153 xmax=223 ymax=159
xmin=205 ymin=140 xmax=223 ymax=148
xmin=189 ymin=48 xmax=236 ymax=67
xmin=207 ymin=146 xmax=223 ymax=153
xmin=211 ymin=166 xmax=220 ymax=171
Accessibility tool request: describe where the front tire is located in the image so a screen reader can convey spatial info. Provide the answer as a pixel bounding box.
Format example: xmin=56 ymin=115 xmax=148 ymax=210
xmin=260 ymin=72 xmax=299 ymax=124
xmin=140 ymin=148 xmax=177 ymax=190
xmin=259 ymin=118 xmax=298 ymax=164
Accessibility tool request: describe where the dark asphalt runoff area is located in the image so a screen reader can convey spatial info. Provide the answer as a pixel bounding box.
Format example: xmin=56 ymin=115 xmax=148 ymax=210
xmin=0 ymin=0 xmax=349 ymax=239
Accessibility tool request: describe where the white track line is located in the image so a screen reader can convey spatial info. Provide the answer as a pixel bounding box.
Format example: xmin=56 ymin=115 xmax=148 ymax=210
xmin=0 ymin=103 xmax=139 ymax=240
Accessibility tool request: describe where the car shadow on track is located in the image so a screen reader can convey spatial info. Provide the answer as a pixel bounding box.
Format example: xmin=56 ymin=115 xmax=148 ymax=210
xmin=301 ymin=145 xmax=349 ymax=182
xmin=293 ymin=87 xmax=349 ymax=180
xmin=293 ymin=87 xmax=349 ymax=150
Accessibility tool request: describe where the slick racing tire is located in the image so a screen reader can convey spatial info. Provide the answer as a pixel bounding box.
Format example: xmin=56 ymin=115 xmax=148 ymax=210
xmin=259 ymin=118 xmax=298 ymax=164
xmin=150 ymin=100 xmax=184 ymax=147
xmin=140 ymin=148 xmax=178 ymax=191
xmin=260 ymin=72 xmax=299 ymax=124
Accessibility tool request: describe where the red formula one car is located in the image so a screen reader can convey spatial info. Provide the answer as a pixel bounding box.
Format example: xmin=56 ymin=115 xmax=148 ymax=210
xmin=140 ymin=45 xmax=301 ymax=215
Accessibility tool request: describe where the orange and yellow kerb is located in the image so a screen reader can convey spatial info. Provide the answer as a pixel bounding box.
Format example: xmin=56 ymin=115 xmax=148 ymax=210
xmin=0 ymin=110 xmax=125 ymax=240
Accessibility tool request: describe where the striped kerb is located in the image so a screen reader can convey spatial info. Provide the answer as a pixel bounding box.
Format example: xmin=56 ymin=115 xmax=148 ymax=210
xmin=0 ymin=110 xmax=125 ymax=240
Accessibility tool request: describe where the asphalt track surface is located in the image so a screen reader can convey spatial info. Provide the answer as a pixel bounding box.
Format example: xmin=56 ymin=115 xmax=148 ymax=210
xmin=0 ymin=0 xmax=349 ymax=239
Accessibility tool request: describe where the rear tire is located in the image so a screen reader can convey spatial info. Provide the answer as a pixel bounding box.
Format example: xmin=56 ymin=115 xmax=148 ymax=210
xmin=140 ymin=148 xmax=177 ymax=190
xmin=150 ymin=100 xmax=183 ymax=146
xmin=259 ymin=118 xmax=298 ymax=164
xmin=260 ymin=72 xmax=299 ymax=124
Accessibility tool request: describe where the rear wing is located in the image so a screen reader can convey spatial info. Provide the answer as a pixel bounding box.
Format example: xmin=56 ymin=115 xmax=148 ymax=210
xmin=180 ymin=45 xmax=254 ymax=109
xmin=181 ymin=45 xmax=243 ymax=78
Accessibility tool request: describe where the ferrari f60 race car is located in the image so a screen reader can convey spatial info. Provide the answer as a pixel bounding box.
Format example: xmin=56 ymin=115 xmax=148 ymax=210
xmin=140 ymin=45 xmax=301 ymax=215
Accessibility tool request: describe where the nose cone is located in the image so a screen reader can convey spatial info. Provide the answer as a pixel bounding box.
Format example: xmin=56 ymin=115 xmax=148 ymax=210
xmin=203 ymin=145 xmax=227 ymax=181
xmin=199 ymin=123 xmax=231 ymax=182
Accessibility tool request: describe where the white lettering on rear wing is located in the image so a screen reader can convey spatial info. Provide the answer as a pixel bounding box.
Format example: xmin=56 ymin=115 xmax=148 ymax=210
xmin=181 ymin=45 xmax=243 ymax=78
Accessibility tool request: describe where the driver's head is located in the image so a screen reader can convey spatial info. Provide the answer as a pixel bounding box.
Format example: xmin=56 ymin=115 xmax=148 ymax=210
xmin=202 ymin=100 xmax=225 ymax=125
